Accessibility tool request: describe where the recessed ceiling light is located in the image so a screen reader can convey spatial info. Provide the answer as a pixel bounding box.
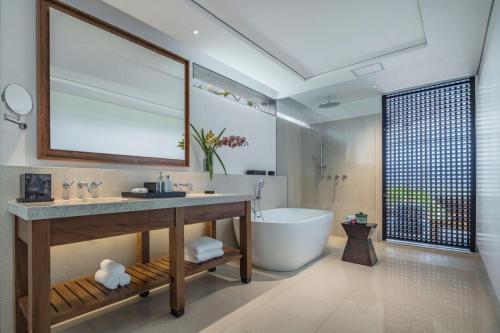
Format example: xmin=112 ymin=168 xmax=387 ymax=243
xmin=372 ymin=84 xmax=377 ymax=88
xmin=192 ymin=30 xmax=199 ymax=35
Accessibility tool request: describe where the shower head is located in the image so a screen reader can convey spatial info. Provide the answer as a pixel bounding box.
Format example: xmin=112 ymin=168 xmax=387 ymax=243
xmin=318 ymin=97 xmax=340 ymax=109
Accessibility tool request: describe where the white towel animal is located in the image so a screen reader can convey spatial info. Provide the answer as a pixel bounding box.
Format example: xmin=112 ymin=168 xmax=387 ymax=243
xmin=119 ymin=273 xmax=131 ymax=287
xmin=96 ymin=259 xmax=129 ymax=289
xmin=100 ymin=259 xmax=125 ymax=276
xmin=185 ymin=236 xmax=223 ymax=255
xmin=95 ymin=269 xmax=121 ymax=289
xmin=185 ymin=248 xmax=224 ymax=264
xmin=131 ymin=188 xmax=148 ymax=193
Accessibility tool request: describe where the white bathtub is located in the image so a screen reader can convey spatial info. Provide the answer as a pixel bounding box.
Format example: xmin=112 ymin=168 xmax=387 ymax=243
xmin=233 ymin=208 xmax=333 ymax=271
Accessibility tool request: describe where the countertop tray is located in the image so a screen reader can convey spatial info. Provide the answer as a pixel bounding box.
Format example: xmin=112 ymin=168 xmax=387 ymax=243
xmin=121 ymin=191 xmax=186 ymax=199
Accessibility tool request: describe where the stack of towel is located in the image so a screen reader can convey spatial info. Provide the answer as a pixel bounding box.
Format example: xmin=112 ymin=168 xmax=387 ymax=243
xmin=185 ymin=236 xmax=224 ymax=263
xmin=94 ymin=259 xmax=131 ymax=289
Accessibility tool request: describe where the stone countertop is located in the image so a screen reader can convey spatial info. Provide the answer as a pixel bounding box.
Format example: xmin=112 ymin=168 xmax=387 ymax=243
xmin=8 ymin=193 xmax=252 ymax=221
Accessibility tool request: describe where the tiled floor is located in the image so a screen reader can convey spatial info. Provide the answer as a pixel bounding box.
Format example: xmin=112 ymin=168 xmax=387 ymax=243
xmin=55 ymin=237 xmax=500 ymax=333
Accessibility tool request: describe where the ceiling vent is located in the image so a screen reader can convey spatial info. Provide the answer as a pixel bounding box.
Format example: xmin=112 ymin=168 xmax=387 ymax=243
xmin=351 ymin=63 xmax=384 ymax=77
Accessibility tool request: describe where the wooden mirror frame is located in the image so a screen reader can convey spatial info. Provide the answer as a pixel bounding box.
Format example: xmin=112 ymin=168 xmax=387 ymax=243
xmin=37 ymin=0 xmax=190 ymax=166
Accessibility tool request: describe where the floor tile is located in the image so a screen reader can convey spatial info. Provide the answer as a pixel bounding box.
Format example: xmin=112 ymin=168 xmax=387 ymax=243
xmin=234 ymin=306 xmax=317 ymax=333
xmin=266 ymin=289 xmax=342 ymax=328
xmin=57 ymin=237 xmax=500 ymax=333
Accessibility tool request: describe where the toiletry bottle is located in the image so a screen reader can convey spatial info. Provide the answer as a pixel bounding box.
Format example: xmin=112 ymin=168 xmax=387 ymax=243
xmin=156 ymin=172 xmax=163 ymax=193
xmin=165 ymin=175 xmax=173 ymax=192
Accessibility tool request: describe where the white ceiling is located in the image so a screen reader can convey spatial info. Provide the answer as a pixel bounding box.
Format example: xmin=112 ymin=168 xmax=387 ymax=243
xmin=192 ymin=0 xmax=427 ymax=79
xmin=101 ymin=0 xmax=492 ymax=119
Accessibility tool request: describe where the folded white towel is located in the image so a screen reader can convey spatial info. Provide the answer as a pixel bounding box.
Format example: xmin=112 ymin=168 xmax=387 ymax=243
xmin=95 ymin=269 xmax=121 ymax=289
xmin=119 ymin=273 xmax=131 ymax=287
xmin=100 ymin=259 xmax=125 ymax=276
xmin=131 ymin=188 xmax=148 ymax=193
xmin=185 ymin=236 xmax=223 ymax=255
xmin=185 ymin=248 xmax=224 ymax=264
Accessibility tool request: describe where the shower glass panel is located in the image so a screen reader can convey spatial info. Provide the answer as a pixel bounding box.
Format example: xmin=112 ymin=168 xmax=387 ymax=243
xmin=277 ymin=112 xmax=378 ymax=239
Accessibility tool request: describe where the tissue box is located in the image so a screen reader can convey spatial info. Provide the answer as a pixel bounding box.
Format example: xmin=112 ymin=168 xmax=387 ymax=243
xmin=17 ymin=174 xmax=53 ymax=202
xmin=355 ymin=212 xmax=368 ymax=225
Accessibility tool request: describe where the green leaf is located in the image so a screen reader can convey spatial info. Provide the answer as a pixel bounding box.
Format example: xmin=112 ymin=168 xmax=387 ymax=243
xmin=192 ymin=135 xmax=207 ymax=154
xmin=214 ymin=150 xmax=227 ymax=175
xmin=190 ymin=124 xmax=209 ymax=154
xmin=217 ymin=128 xmax=226 ymax=141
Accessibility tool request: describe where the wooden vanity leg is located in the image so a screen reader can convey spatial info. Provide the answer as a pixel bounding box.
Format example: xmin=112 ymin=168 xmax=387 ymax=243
xmin=239 ymin=201 xmax=252 ymax=284
xmin=207 ymin=220 xmax=217 ymax=272
xmin=169 ymin=207 xmax=185 ymax=317
xmin=27 ymin=219 xmax=51 ymax=333
xmin=15 ymin=218 xmax=28 ymax=333
xmin=136 ymin=232 xmax=150 ymax=297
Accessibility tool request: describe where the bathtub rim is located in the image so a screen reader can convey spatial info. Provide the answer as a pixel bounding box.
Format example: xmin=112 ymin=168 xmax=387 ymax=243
xmin=250 ymin=207 xmax=334 ymax=224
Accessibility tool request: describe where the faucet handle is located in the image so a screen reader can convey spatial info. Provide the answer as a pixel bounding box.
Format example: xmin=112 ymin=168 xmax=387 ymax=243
xmin=90 ymin=181 xmax=103 ymax=188
xmin=88 ymin=181 xmax=103 ymax=198
xmin=62 ymin=181 xmax=74 ymax=189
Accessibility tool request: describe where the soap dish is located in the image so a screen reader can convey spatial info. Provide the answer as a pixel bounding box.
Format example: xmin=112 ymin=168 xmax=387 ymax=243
xmin=121 ymin=191 xmax=186 ymax=199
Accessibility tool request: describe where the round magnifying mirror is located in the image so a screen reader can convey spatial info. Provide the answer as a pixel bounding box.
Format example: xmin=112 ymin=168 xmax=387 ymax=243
xmin=2 ymin=84 xmax=33 ymax=116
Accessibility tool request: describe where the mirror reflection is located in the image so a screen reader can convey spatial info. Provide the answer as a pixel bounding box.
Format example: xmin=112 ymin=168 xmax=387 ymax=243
xmin=49 ymin=8 xmax=186 ymax=161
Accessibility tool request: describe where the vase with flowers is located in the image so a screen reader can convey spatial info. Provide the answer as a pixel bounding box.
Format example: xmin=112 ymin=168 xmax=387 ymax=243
xmin=186 ymin=124 xmax=248 ymax=193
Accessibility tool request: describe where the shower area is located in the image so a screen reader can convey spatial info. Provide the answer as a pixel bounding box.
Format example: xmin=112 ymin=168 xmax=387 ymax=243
xmin=277 ymin=100 xmax=381 ymax=239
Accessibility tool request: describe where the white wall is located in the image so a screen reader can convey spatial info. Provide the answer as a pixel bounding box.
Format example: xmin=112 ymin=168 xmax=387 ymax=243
xmin=277 ymin=118 xmax=302 ymax=207
xmin=276 ymin=97 xmax=383 ymax=240
xmin=476 ymin=0 xmax=500 ymax=305
xmin=0 ymin=0 xmax=276 ymax=173
xmin=191 ymin=88 xmax=276 ymax=175
xmin=301 ymin=114 xmax=383 ymax=241
xmin=277 ymin=98 xmax=326 ymax=124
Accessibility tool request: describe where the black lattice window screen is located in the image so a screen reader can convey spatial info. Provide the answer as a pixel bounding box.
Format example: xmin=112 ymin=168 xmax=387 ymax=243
xmin=383 ymin=78 xmax=475 ymax=251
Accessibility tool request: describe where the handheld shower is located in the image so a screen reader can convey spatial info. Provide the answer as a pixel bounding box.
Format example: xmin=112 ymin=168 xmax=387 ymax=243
xmin=256 ymin=179 xmax=265 ymax=200
xmin=253 ymin=179 xmax=265 ymax=221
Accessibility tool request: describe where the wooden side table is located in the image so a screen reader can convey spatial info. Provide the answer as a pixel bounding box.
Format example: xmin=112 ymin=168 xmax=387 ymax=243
xmin=341 ymin=222 xmax=378 ymax=266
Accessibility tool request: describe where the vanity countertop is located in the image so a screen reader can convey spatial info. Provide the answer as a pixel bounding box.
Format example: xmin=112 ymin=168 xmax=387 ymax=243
xmin=8 ymin=193 xmax=252 ymax=221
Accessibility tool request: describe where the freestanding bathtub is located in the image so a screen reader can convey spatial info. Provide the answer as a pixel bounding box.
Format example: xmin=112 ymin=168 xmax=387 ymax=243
xmin=233 ymin=208 xmax=333 ymax=271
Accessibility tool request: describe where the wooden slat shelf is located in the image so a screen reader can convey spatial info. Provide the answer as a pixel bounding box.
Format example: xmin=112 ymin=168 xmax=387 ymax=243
xmin=18 ymin=248 xmax=241 ymax=325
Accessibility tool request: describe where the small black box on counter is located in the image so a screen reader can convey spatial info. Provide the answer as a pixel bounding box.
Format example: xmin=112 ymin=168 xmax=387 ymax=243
xmin=17 ymin=174 xmax=53 ymax=203
xmin=246 ymin=170 xmax=266 ymax=175
xmin=144 ymin=182 xmax=157 ymax=193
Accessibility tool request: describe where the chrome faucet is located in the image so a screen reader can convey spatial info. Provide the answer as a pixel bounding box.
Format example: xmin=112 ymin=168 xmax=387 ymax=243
xmin=88 ymin=181 xmax=103 ymax=193
xmin=78 ymin=181 xmax=103 ymax=198
xmin=62 ymin=181 xmax=74 ymax=200
xmin=252 ymin=179 xmax=265 ymax=219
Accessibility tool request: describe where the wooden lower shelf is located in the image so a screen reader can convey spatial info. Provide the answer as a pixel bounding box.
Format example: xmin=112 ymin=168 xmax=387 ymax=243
xmin=19 ymin=248 xmax=241 ymax=325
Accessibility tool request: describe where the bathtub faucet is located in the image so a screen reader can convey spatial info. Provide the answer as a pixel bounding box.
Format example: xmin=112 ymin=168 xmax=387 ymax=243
xmin=252 ymin=179 xmax=265 ymax=220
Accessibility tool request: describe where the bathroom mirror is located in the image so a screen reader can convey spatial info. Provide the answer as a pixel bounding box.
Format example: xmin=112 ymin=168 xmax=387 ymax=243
xmin=37 ymin=0 xmax=190 ymax=165
xmin=2 ymin=84 xmax=33 ymax=116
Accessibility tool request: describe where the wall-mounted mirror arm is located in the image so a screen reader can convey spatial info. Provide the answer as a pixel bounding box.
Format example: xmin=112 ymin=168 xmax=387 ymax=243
xmin=3 ymin=113 xmax=27 ymax=130
xmin=1 ymin=84 xmax=33 ymax=130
